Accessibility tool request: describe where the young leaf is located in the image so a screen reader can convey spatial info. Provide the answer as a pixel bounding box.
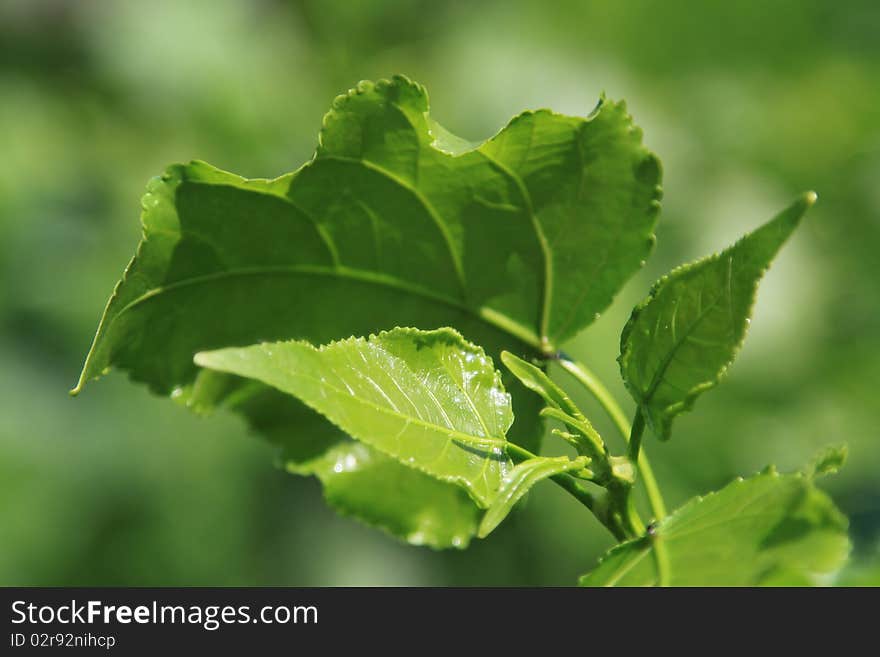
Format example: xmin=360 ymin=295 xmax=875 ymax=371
xmin=501 ymin=351 xmax=606 ymax=460
xmin=580 ymin=466 xmax=849 ymax=586
xmin=478 ymin=455 xmax=590 ymax=538
xmin=195 ymin=328 xmax=514 ymax=507
xmin=805 ymin=444 xmax=848 ymax=479
xmin=619 ymin=193 xmax=816 ymax=440
xmin=500 ymin=351 xmax=585 ymax=420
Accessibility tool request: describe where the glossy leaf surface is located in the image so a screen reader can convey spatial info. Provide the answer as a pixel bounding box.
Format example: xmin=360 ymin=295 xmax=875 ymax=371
xmin=195 ymin=328 xmax=514 ymax=507
xmin=74 ymin=76 xmax=660 ymax=543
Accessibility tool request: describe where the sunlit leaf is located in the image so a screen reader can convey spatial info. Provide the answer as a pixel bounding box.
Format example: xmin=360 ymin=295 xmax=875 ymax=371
xmin=74 ymin=75 xmax=660 ymax=541
xmin=195 ymin=328 xmax=514 ymax=507
xmin=580 ymin=466 xmax=849 ymax=586
xmin=619 ymin=193 xmax=815 ymax=440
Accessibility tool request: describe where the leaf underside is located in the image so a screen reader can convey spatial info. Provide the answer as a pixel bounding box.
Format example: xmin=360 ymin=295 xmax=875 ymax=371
xmin=74 ymin=75 xmax=661 ymax=546
xmin=195 ymin=328 xmax=513 ymax=507
xmin=288 ymin=440 xmax=482 ymax=549
xmin=619 ymin=193 xmax=815 ymax=440
xmin=188 ymin=372 xmax=481 ymax=548
xmin=580 ymin=467 xmax=850 ymax=586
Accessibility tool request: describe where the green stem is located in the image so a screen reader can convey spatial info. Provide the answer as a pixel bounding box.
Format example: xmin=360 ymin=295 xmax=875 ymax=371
xmin=557 ymin=357 xmax=668 ymax=521
xmin=505 ymin=444 xmax=595 ymax=512
xmin=615 ymin=485 xmax=646 ymax=538
xmin=627 ymin=409 xmax=645 ymax=464
xmin=649 ymin=526 xmax=672 ymax=587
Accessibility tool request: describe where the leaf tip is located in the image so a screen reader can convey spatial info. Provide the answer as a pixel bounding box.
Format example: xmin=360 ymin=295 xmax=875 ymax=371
xmin=499 ymin=350 xmax=516 ymax=367
xmin=476 ymin=517 xmax=496 ymax=539
xmin=192 ymin=351 xmax=214 ymax=368
xmin=69 ymin=368 xmax=95 ymax=397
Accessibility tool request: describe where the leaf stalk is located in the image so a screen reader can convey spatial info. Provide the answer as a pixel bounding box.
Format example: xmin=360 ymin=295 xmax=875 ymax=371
xmin=556 ymin=355 xmax=668 ymax=522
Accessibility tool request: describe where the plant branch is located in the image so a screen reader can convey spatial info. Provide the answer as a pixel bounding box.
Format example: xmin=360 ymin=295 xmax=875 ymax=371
xmin=556 ymin=356 xmax=668 ymax=521
xmin=627 ymin=408 xmax=646 ymax=463
xmin=506 ymin=442 xmax=628 ymax=541
xmin=648 ymin=525 xmax=672 ymax=587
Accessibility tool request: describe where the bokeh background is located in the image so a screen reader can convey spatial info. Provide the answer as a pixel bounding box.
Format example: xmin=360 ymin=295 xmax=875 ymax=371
xmin=2 ymin=0 xmax=878 ymax=585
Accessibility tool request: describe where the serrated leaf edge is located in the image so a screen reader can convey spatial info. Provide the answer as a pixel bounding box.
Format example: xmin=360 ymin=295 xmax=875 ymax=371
xmin=618 ymin=192 xmax=816 ymax=439
xmin=580 ymin=464 xmax=850 ymax=586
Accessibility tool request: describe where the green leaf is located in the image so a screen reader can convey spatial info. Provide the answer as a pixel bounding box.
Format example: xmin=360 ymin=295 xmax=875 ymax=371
xmin=501 ymin=351 xmax=607 ymax=461
xmin=619 ymin=193 xmax=816 ymax=440
xmin=74 ymin=76 xmax=659 ymax=394
xmin=481 ymin=97 xmax=662 ymax=343
xmin=805 ymin=444 xmax=848 ymax=479
xmin=580 ymin=467 xmax=850 ymax=586
xmin=500 ymin=351 xmax=585 ymax=420
xmin=195 ymin=328 xmax=514 ymax=507
xmin=287 ymin=440 xmax=481 ymax=549
xmin=184 ymin=372 xmax=479 ymax=549
xmin=72 ymin=75 xmax=659 ymax=541
xmin=478 ymin=455 xmax=590 ymax=538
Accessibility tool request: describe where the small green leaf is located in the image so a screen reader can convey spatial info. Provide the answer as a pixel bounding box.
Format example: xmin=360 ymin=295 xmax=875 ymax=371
xmin=580 ymin=466 xmax=849 ymax=586
xmin=481 ymin=98 xmax=662 ymax=343
xmin=501 ymin=351 xmax=585 ymax=420
xmin=478 ymin=455 xmax=590 ymax=538
xmin=619 ymin=193 xmax=816 ymax=440
xmin=500 ymin=351 xmax=609 ymax=462
xmin=195 ymin=328 xmax=513 ymax=507
xmin=805 ymin=444 xmax=848 ymax=479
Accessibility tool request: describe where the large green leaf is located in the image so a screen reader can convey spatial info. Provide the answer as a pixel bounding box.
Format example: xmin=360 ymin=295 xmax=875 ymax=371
xmin=72 ymin=75 xmax=660 ymax=543
xmin=580 ymin=467 xmax=849 ymax=586
xmin=619 ymin=193 xmax=815 ymax=440
xmin=480 ymin=98 xmax=661 ymax=343
xmin=74 ymin=75 xmax=660 ymax=394
xmin=195 ymin=328 xmax=514 ymax=507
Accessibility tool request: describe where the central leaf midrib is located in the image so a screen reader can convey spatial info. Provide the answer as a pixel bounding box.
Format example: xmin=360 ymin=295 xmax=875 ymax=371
xmin=475 ymin=147 xmax=554 ymax=344
xmin=604 ymin=543 xmax=653 ymax=586
xmin=292 ymin=366 xmax=506 ymax=449
xmin=320 ymin=154 xmax=468 ymax=297
xmin=640 ymin=292 xmax=724 ymax=405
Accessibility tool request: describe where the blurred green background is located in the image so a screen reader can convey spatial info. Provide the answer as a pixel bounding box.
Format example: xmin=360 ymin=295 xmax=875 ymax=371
xmin=2 ymin=0 xmax=878 ymax=586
